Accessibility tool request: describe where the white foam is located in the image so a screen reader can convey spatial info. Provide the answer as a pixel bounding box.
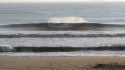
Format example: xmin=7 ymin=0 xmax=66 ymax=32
xmin=0 ymin=45 xmax=15 ymax=52
xmin=1 ymin=51 xmax=125 ymax=57
xmin=47 ymin=17 xmax=88 ymax=28
xmin=0 ymin=31 xmax=125 ymax=47
xmin=47 ymin=17 xmax=88 ymax=23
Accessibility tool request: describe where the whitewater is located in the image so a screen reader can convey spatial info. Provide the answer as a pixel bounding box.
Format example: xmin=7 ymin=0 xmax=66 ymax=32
xmin=0 ymin=31 xmax=125 ymax=56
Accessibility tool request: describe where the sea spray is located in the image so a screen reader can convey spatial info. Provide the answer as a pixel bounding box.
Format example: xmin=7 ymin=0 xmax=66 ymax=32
xmin=47 ymin=17 xmax=88 ymax=23
xmin=47 ymin=17 xmax=88 ymax=28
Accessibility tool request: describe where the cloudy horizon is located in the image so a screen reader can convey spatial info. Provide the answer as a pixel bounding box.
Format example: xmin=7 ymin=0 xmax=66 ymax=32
xmin=0 ymin=0 xmax=125 ymax=2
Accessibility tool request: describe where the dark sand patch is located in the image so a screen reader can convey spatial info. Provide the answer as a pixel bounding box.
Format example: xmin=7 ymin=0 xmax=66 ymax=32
xmin=93 ymin=63 xmax=125 ymax=70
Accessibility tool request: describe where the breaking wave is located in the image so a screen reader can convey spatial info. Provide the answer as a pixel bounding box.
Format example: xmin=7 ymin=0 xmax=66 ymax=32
xmin=1 ymin=22 xmax=125 ymax=31
xmin=47 ymin=17 xmax=88 ymax=28
xmin=0 ymin=45 xmax=16 ymax=52
xmin=47 ymin=17 xmax=88 ymax=23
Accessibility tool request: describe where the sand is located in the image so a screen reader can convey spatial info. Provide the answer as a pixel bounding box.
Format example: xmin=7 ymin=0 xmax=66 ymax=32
xmin=0 ymin=56 xmax=125 ymax=70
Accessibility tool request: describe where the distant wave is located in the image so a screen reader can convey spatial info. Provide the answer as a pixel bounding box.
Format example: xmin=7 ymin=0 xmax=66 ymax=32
xmin=0 ymin=33 xmax=125 ymax=38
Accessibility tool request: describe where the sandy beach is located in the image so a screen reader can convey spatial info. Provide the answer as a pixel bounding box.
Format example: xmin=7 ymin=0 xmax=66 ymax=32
xmin=0 ymin=56 xmax=125 ymax=70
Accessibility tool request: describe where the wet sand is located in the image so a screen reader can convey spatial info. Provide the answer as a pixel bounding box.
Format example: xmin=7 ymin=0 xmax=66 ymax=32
xmin=0 ymin=56 xmax=125 ymax=70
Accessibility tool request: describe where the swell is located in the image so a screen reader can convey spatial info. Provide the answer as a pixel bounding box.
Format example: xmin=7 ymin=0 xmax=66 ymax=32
xmin=14 ymin=46 xmax=125 ymax=52
xmin=0 ymin=33 xmax=125 ymax=38
xmin=0 ymin=23 xmax=125 ymax=31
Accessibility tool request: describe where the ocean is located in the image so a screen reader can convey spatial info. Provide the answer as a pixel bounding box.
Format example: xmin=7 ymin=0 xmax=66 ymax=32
xmin=0 ymin=2 xmax=125 ymax=57
xmin=0 ymin=2 xmax=125 ymax=25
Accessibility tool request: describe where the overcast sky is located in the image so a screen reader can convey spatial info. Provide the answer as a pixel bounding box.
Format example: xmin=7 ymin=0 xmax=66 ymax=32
xmin=0 ymin=0 xmax=125 ymax=2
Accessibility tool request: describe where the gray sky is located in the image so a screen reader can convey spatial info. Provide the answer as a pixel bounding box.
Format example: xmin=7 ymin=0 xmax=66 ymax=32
xmin=0 ymin=0 xmax=125 ymax=2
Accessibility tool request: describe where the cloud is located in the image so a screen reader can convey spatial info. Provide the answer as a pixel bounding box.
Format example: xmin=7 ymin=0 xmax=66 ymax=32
xmin=0 ymin=0 xmax=124 ymax=2
xmin=0 ymin=0 xmax=90 ymax=2
xmin=105 ymin=0 xmax=125 ymax=1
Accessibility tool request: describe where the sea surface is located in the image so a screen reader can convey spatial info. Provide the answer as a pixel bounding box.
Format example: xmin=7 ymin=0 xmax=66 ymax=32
xmin=0 ymin=2 xmax=125 ymax=25
xmin=0 ymin=2 xmax=125 ymax=57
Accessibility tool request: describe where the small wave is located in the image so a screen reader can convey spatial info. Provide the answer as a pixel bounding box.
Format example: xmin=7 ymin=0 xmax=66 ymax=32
xmin=0 ymin=33 xmax=125 ymax=38
xmin=0 ymin=45 xmax=16 ymax=52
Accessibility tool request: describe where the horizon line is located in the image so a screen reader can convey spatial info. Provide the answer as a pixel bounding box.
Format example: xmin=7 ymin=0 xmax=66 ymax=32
xmin=0 ymin=1 xmax=125 ymax=3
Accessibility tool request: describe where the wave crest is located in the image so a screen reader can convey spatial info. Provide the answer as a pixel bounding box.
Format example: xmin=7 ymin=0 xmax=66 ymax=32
xmin=47 ymin=17 xmax=88 ymax=23
xmin=47 ymin=17 xmax=88 ymax=28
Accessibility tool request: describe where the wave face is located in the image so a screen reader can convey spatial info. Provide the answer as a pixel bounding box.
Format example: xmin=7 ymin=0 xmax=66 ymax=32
xmin=1 ymin=46 xmax=125 ymax=52
xmin=1 ymin=23 xmax=125 ymax=31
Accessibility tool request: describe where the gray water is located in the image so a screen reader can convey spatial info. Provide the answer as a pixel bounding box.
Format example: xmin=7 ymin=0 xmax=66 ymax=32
xmin=0 ymin=2 xmax=125 ymax=25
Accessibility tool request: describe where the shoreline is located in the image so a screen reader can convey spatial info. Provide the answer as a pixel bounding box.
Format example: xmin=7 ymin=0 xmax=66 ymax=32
xmin=0 ymin=56 xmax=125 ymax=70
